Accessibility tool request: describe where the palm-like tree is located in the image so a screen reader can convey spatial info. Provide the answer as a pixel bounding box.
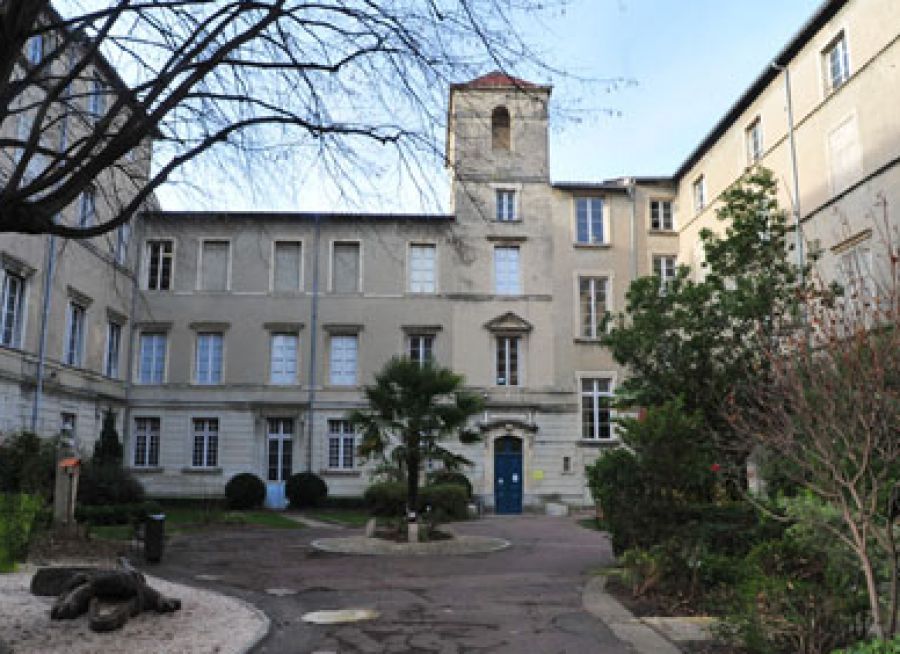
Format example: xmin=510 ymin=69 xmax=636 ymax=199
xmin=348 ymin=357 xmax=483 ymax=522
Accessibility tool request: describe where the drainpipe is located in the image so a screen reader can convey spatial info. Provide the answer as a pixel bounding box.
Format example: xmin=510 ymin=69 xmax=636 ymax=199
xmin=771 ymin=61 xmax=804 ymax=282
xmin=626 ymin=178 xmax=638 ymax=281
xmin=31 ymin=234 xmax=56 ymax=433
xmin=305 ymin=213 xmax=322 ymax=472
xmin=122 ymin=215 xmax=145 ymax=457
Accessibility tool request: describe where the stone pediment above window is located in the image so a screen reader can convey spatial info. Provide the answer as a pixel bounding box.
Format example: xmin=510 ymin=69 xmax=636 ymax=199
xmin=483 ymin=311 xmax=532 ymax=333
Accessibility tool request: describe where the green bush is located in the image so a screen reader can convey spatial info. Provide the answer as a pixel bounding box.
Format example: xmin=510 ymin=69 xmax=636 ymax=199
xmin=285 ymin=472 xmax=328 ymax=508
xmin=418 ymin=483 xmax=468 ymax=521
xmin=92 ymin=410 xmax=123 ymax=466
xmin=832 ymin=637 xmax=900 ymax=654
xmin=77 ymin=462 xmax=145 ymax=506
xmin=0 ymin=493 xmax=44 ymax=572
xmin=225 ymin=473 xmax=266 ymax=510
xmin=426 ymin=471 xmax=473 ymax=499
xmin=363 ymin=481 xmax=406 ymax=517
xmin=0 ymin=432 xmax=57 ymax=497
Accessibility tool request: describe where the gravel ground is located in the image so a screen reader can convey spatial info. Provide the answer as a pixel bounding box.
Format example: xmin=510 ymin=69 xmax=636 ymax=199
xmin=0 ymin=566 xmax=269 ymax=654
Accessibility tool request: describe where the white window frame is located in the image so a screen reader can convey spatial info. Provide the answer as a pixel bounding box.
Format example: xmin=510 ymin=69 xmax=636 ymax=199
xmin=270 ymin=332 xmax=299 ymax=384
xmin=114 ymin=223 xmax=130 ymax=265
xmin=577 ymin=276 xmax=609 ymax=340
xmin=823 ymin=31 xmax=850 ymax=94
xmin=580 ymin=376 xmax=615 ymax=441
xmin=495 ymin=335 xmax=520 ymax=386
xmin=329 ymin=334 xmax=358 ymax=386
xmin=327 ymin=419 xmax=356 ymax=470
xmin=408 ymin=243 xmax=437 ymax=293
xmin=64 ymin=301 xmax=86 ymax=367
xmin=137 ymin=332 xmax=167 ymax=384
xmin=693 ymin=176 xmax=706 ymax=214
xmin=649 ymin=199 xmax=674 ymax=231
xmin=145 ymin=239 xmax=174 ymax=290
xmin=26 ymin=35 xmax=44 ymax=66
xmin=653 ymin=255 xmax=677 ymax=285
xmin=0 ymin=269 xmax=26 ymax=348
xmin=574 ymin=197 xmax=606 ymax=244
xmin=133 ymin=417 xmax=160 ymax=468
xmin=104 ymin=321 xmax=122 ymax=378
xmin=496 ymin=189 xmax=517 ymax=222
xmin=271 ymin=240 xmax=303 ymax=292
xmin=493 ymin=245 xmax=521 ymax=295
xmin=88 ymin=73 xmax=105 ymax=120
xmin=195 ymin=332 xmax=224 ymax=384
xmin=329 ymin=240 xmax=362 ymax=293
xmin=407 ymin=333 xmax=434 ymax=366
xmin=191 ymin=418 xmax=219 ymax=468
xmin=197 ymin=238 xmax=232 ymax=292
xmin=746 ymin=117 xmax=763 ymax=164
xmin=79 ymin=187 xmax=96 ymax=228
xmin=60 ymin=412 xmax=77 ymax=445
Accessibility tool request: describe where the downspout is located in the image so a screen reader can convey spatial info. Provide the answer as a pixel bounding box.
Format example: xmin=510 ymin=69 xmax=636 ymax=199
xmin=626 ymin=178 xmax=638 ymax=281
xmin=122 ymin=216 xmax=145 ymax=458
xmin=771 ymin=61 xmax=804 ymax=281
xmin=31 ymin=234 xmax=56 ymax=433
xmin=305 ymin=213 xmax=322 ymax=472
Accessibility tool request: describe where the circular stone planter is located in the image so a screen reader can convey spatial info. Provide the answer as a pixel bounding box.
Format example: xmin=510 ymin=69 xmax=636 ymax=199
xmin=310 ymin=534 xmax=510 ymax=556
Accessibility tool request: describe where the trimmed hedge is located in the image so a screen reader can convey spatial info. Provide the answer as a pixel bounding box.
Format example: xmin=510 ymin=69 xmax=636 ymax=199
xmin=426 ymin=471 xmax=473 ymax=499
xmin=363 ymin=481 xmax=406 ymax=517
xmin=225 ymin=473 xmax=266 ymax=510
xmin=286 ymin=472 xmax=328 ymax=508
xmin=363 ymin=482 xmax=468 ymax=521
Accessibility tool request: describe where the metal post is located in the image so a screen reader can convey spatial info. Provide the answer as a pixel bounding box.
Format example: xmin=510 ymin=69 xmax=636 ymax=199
xmin=305 ymin=213 xmax=321 ymax=472
xmin=31 ymin=234 xmax=56 ymax=433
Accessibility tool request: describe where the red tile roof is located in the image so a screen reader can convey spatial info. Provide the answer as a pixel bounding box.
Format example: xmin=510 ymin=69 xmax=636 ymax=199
xmin=457 ymin=71 xmax=539 ymax=89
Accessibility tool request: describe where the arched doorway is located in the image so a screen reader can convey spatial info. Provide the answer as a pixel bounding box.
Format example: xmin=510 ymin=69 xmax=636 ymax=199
xmin=494 ymin=435 xmax=523 ymax=514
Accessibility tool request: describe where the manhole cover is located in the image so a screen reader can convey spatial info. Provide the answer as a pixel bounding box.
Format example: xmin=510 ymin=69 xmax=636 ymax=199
xmin=301 ymin=609 xmax=380 ymax=624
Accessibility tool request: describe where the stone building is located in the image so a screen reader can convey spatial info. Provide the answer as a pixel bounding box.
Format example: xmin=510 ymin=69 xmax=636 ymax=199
xmin=1 ymin=0 xmax=897 ymax=511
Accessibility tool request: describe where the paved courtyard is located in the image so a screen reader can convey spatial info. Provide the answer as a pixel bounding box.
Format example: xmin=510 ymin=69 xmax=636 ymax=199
xmin=150 ymin=515 xmax=635 ymax=653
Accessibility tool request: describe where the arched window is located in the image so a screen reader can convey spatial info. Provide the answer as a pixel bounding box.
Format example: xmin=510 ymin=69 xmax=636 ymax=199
xmin=491 ymin=106 xmax=511 ymax=151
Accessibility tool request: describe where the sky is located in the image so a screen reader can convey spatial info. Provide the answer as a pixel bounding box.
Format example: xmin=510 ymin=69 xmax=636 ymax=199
xmin=156 ymin=0 xmax=825 ymax=213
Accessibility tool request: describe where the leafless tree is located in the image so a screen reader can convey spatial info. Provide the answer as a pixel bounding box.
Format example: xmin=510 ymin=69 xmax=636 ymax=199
xmin=0 ymin=0 xmax=569 ymax=238
xmin=727 ymin=199 xmax=899 ymax=638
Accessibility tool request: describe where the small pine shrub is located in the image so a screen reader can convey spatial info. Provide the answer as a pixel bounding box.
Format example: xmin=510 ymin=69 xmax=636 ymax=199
xmin=92 ymin=410 xmax=123 ymax=466
xmin=426 ymin=471 xmax=473 ymax=499
xmin=225 ymin=473 xmax=266 ymax=510
xmin=285 ymin=472 xmax=328 ymax=509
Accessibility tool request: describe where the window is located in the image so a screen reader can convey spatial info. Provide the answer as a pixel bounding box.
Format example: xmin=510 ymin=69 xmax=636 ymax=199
xmin=114 ymin=223 xmax=130 ymax=265
xmin=273 ymin=241 xmax=302 ymax=291
xmin=267 ymin=418 xmax=293 ymax=481
xmin=650 ymin=200 xmax=674 ymax=231
xmin=191 ymin=418 xmax=218 ymax=468
xmin=138 ymin=333 xmax=166 ymax=383
xmin=824 ymin=33 xmax=850 ymax=93
xmin=200 ymin=240 xmax=229 ymax=291
xmin=88 ymin=74 xmax=105 ymax=120
xmin=327 ymin=419 xmax=355 ymax=469
xmin=105 ymin=322 xmax=121 ymax=378
xmin=581 ymin=378 xmax=613 ymax=440
xmin=693 ymin=176 xmax=706 ymax=213
xmin=332 ymin=242 xmax=360 ymax=293
xmin=408 ymin=244 xmax=436 ymax=293
xmin=195 ymin=332 xmax=223 ymax=384
xmin=146 ymin=240 xmax=173 ymax=290
xmin=653 ymin=255 xmax=677 ymax=284
xmin=496 ymin=189 xmax=517 ymax=221
xmin=578 ymin=276 xmax=608 ymax=339
xmin=493 ymin=246 xmax=521 ymax=295
xmin=407 ymin=334 xmax=434 ymax=366
xmin=496 ymin=336 xmax=520 ymax=386
xmin=575 ymin=197 xmax=604 ymax=244
xmin=79 ymin=188 xmax=96 ymax=228
xmin=491 ymin=106 xmax=511 ymax=151
xmin=270 ymin=333 xmax=298 ymax=384
xmin=26 ymin=35 xmax=44 ymax=65
xmin=329 ymin=335 xmax=358 ymax=385
xmin=64 ymin=302 xmax=86 ymax=367
xmin=0 ymin=271 xmax=25 ymax=348
xmin=746 ymin=118 xmax=763 ymax=164
xmin=60 ymin=412 xmax=77 ymax=444
xmin=133 ymin=417 xmax=160 ymax=468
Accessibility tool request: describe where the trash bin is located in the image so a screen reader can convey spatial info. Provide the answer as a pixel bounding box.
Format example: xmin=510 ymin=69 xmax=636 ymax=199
xmin=144 ymin=514 xmax=166 ymax=563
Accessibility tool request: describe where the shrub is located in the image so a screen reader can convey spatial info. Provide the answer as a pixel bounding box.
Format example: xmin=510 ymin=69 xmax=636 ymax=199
xmin=77 ymin=462 xmax=145 ymax=506
xmin=0 ymin=432 xmax=57 ymax=497
xmin=418 ymin=483 xmax=468 ymax=521
xmin=832 ymin=637 xmax=900 ymax=654
xmin=426 ymin=471 xmax=473 ymax=499
xmin=363 ymin=481 xmax=406 ymax=518
xmin=285 ymin=472 xmax=328 ymax=509
xmin=225 ymin=473 xmax=266 ymax=510
xmin=0 ymin=493 xmax=43 ymax=572
xmin=92 ymin=410 xmax=123 ymax=466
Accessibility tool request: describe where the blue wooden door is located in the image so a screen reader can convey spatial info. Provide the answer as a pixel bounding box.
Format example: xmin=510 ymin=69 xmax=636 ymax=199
xmin=494 ymin=436 xmax=523 ymax=514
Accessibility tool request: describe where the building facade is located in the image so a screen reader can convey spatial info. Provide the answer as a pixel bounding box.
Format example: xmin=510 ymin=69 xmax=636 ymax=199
xmin=1 ymin=0 xmax=896 ymax=511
